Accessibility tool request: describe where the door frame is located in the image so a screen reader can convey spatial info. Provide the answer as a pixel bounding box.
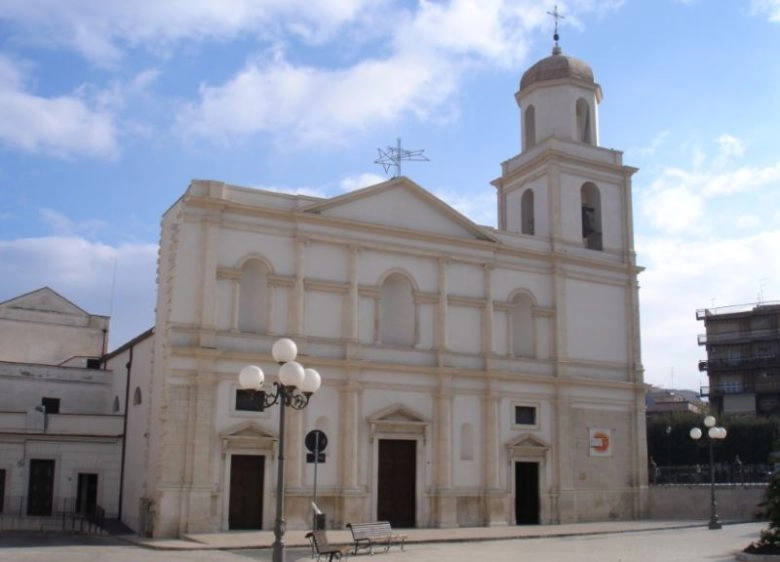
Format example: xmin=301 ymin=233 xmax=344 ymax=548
xmin=220 ymin=421 xmax=278 ymax=531
xmin=506 ymin=433 xmax=550 ymax=524
xmin=368 ymin=403 xmax=429 ymax=528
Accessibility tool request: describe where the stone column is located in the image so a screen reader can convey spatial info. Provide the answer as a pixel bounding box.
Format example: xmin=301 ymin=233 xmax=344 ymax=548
xmin=433 ymin=380 xmax=457 ymax=527
xmin=291 ymin=239 xmax=306 ymax=336
xmin=348 ymin=247 xmax=359 ymax=341
xmin=482 ymin=265 xmax=494 ymax=357
xmin=437 ymin=259 xmax=448 ymax=358
xmin=483 ymin=385 xmax=505 ymax=525
xmin=181 ymin=364 xmax=217 ymax=533
xmin=339 ymin=376 xmax=362 ymax=524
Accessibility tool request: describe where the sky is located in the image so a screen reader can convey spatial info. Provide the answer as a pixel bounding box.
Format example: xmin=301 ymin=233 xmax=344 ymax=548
xmin=1 ymin=0 xmax=779 ymax=393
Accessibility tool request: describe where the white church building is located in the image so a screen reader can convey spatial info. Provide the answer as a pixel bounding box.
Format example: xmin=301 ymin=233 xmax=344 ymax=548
xmin=109 ymin=42 xmax=648 ymax=537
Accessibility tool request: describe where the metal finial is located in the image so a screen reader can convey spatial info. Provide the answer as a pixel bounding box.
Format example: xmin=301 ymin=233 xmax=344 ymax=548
xmin=547 ymin=5 xmax=565 ymax=55
xmin=374 ymin=137 xmax=429 ymax=178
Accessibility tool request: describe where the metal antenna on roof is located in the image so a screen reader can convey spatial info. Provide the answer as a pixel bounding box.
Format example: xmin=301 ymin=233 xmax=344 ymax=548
xmin=374 ymin=137 xmax=429 ymax=178
xmin=547 ymin=5 xmax=565 ymax=55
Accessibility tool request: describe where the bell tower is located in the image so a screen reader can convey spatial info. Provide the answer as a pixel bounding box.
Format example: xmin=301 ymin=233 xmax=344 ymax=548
xmin=492 ymin=32 xmax=637 ymax=261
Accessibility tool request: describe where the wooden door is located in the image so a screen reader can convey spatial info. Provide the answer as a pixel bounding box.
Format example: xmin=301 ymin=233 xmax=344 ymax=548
xmin=76 ymin=473 xmax=98 ymax=515
xmin=377 ymin=439 xmax=415 ymax=527
xmin=514 ymin=461 xmax=540 ymax=524
xmin=229 ymin=455 xmax=264 ymax=529
xmin=27 ymin=459 xmax=55 ymax=516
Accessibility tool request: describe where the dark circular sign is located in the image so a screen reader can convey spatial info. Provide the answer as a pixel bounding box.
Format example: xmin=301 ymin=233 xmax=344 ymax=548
xmin=305 ymin=430 xmax=328 ymax=452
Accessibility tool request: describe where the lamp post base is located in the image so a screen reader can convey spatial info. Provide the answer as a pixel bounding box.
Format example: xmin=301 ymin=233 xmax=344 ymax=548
xmin=708 ymin=518 xmax=722 ymax=530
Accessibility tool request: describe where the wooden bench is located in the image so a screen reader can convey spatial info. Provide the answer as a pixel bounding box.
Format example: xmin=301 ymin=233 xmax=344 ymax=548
xmin=346 ymin=521 xmax=407 ymax=554
xmin=306 ymin=530 xmax=351 ymax=561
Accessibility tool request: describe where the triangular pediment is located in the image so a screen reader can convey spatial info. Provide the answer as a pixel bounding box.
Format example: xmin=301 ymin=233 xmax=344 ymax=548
xmin=302 ymin=176 xmax=498 ymax=242
xmin=368 ymin=403 xmax=429 ymax=438
xmin=506 ymin=432 xmax=550 ymax=459
xmin=220 ymin=421 xmax=276 ymax=440
xmin=0 ymin=287 xmax=89 ymax=317
xmin=369 ymin=402 xmax=427 ymax=424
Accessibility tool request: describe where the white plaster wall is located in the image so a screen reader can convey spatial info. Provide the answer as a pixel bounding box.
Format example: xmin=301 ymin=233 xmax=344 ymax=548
xmin=520 ymin=83 xmax=599 ymax=147
xmin=322 ymin=189 xmax=475 ymax=239
xmin=447 ymin=262 xmax=484 ymax=298
xmin=565 ymin=278 xmax=628 ymax=363
xmin=306 ymin=242 xmax=347 ymax=282
xmin=0 ymin=320 xmax=106 ymax=365
xmin=451 ymin=393 xmax=483 ymax=487
xmin=0 ymin=370 xmax=111 ymax=414
xmin=357 ymin=251 xmax=437 ymax=292
xmin=504 ymin=176 xmax=549 ymax=238
xmin=446 ymin=306 xmax=482 ymax=354
xmin=304 ymin=291 xmax=344 ymax=339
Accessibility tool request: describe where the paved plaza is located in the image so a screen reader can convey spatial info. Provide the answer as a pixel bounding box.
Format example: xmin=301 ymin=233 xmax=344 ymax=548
xmin=0 ymin=521 xmax=768 ymax=562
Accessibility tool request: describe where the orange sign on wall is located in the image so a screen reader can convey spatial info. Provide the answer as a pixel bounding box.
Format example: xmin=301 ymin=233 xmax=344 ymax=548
xmin=589 ymin=428 xmax=612 ymax=457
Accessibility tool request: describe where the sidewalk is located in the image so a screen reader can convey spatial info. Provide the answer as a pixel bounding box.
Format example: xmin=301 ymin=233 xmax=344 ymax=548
xmin=125 ymin=519 xmax=730 ymax=551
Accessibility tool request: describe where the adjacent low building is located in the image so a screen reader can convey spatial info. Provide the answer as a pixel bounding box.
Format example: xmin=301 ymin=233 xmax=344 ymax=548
xmin=0 ymin=287 xmax=122 ymax=526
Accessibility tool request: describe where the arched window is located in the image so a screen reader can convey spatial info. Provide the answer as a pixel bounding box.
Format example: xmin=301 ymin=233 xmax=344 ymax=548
xmin=524 ymin=105 xmax=536 ymax=150
xmin=460 ymin=423 xmax=475 ymax=461
xmin=380 ymin=273 xmax=415 ymax=346
xmin=580 ymin=182 xmax=603 ymax=251
xmin=576 ymin=98 xmax=592 ymax=144
xmin=238 ymin=259 xmax=270 ymax=333
xmin=133 ymin=387 xmax=142 ymax=406
xmin=521 ymin=189 xmax=535 ymax=235
xmin=511 ymin=293 xmax=534 ymax=357
xmin=112 ymin=396 xmax=120 ymax=413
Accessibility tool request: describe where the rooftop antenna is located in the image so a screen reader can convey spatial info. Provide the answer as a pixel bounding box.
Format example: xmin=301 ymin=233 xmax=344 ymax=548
xmin=374 ymin=137 xmax=429 ymax=178
xmin=547 ymin=4 xmax=565 ymax=55
xmin=758 ymin=278 xmax=767 ymax=304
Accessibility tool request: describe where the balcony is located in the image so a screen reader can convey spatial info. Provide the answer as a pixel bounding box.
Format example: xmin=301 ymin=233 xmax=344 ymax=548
xmin=706 ymin=376 xmax=780 ymax=397
xmin=698 ymin=327 xmax=780 ymax=346
xmin=699 ymin=354 xmax=780 ymax=372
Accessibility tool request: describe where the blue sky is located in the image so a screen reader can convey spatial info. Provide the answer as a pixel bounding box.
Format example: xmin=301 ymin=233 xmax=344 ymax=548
xmin=1 ymin=0 xmax=779 ymax=393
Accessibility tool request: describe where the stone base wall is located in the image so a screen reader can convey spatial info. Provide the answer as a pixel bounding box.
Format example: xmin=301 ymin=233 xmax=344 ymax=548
xmin=647 ymin=484 xmax=766 ymax=520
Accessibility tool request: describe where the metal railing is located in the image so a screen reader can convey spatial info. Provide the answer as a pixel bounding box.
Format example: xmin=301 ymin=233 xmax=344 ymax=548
xmin=648 ymin=462 xmax=772 ymax=486
xmin=0 ymin=496 xmax=105 ymax=534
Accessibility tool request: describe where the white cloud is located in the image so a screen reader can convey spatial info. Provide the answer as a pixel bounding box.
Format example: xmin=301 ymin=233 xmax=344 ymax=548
xmin=715 ymin=133 xmax=745 ymax=161
xmin=39 ymin=208 xmax=108 ymax=238
xmin=177 ymin=1 xmax=565 ymax=144
xmin=0 ymin=235 xmax=158 ymax=348
xmin=735 ymin=214 xmax=762 ymax=229
xmin=0 ymin=0 xmax=379 ymax=64
xmin=340 ymin=173 xmax=387 ymax=192
xmin=751 ymin=0 xmax=780 ymax=22
xmin=435 ymin=188 xmax=497 ymax=227
xmin=0 ymin=55 xmax=119 ymax=158
xmin=638 ymin=230 xmax=780 ymax=390
xmin=703 ymin=163 xmax=780 ymax=196
xmin=178 ymin=51 xmax=460 ymax=144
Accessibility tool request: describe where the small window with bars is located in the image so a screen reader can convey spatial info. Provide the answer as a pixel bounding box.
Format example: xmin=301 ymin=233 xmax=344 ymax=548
xmin=514 ymin=405 xmax=537 ymax=426
xmin=235 ymin=389 xmax=266 ymax=412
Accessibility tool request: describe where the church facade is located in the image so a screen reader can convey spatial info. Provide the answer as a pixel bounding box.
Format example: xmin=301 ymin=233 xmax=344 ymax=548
xmin=124 ymin=45 xmax=647 ymax=537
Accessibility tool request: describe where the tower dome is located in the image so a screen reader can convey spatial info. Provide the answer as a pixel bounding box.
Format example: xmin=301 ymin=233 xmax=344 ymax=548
xmin=519 ymin=52 xmax=595 ymax=93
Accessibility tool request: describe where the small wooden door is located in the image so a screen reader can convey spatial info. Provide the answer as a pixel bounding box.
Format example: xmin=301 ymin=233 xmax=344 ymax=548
xmin=28 ymin=459 xmax=55 ymax=516
xmin=76 ymin=473 xmax=98 ymax=515
xmin=377 ymin=439 xmax=416 ymax=527
xmin=514 ymin=461 xmax=540 ymax=524
xmin=229 ymin=455 xmax=264 ymax=529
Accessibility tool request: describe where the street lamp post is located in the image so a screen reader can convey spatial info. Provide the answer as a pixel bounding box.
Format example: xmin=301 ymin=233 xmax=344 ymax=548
xmin=689 ymin=415 xmax=727 ymax=530
xmin=238 ymin=338 xmax=321 ymax=562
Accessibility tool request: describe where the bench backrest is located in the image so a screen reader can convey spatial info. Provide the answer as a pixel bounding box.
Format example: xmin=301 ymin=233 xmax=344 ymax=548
xmin=306 ymin=530 xmax=333 ymax=551
xmin=347 ymin=521 xmax=392 ymax=539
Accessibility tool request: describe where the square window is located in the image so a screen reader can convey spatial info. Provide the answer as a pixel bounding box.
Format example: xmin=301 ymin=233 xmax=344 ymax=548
xmin=235 ymin=389 xmax=266 ymax=412
xmin=514 ymin=405 xmax=536 ymax=425
xmin=41 ymin=397 xmax=60 ymax=414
